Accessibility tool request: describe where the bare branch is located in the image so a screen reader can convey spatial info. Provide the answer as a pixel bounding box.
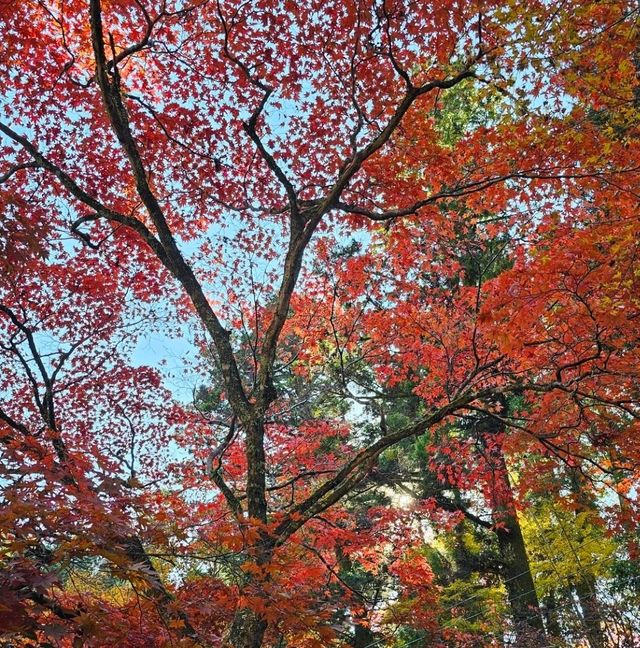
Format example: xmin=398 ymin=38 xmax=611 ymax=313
xmin=0 ymin=161 xmax=40 ymax=184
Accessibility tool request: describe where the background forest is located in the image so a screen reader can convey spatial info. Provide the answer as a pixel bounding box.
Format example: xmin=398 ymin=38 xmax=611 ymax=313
xmin=1 ymin=0 xmax=639 ymax=646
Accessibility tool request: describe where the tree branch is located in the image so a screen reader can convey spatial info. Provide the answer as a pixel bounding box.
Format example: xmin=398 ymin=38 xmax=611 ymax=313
xmin=87 ymin=0 xmax=252 ymax=421
xmin=273 ymin=390 xmax=488 ymax=543
xmin=0 ymin=161 xmax=40 ymax=184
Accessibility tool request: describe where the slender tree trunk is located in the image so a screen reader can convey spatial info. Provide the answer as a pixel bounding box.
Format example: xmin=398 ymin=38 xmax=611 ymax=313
xmin=542 ymin=592 xmax=563 ymax=639
xmin=223 ymin=418 xmax=271 ymax=648
xmin=224 ymin=608 xmax=268 ymax=648
xmin=487 ymin=428 xmax=545 ymax=644
xmin=495 ymin=521 xmax=545 ymax=641
xmin=223 ymin=557 xmax=271 ymax=648
xmin=353 ymin=622 xmax=376 ymax=648
xmin=335 ymin=546 xmax=378 ymax=648
xmin=573 ymin=576 xmax=605 ymax=648
xmin=567 ymin=469 xmax=606 ymax=648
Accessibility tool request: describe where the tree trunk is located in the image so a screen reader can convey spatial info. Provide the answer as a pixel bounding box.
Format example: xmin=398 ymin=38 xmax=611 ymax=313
xmin=573 ymin=576 xmax=605 ymax=648
xmin=224 ymin=608 xmax=268 ymax=648
xmin=568 ymin=469 xmax=607 ymax=648
xmin=495 ymin=521 xmax=545 ymax=643
xmin=487 ymin=427 xmax=545 ymax=644
xmin=541 ymin=592 xmax=563 ymax=639
xmin=335 ymin=546 xmax=378 ymax=648
xmin=223 ymin=417 xmax=271 ymax=648
xmin=353 ymin=622 xmax=376 ymax=648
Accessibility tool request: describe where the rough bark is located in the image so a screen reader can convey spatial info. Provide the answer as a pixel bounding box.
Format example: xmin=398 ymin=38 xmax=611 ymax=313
xmin=223 ymin=608 xmax=268 ymax=648
xmin=495 ymin=521 xmax=545 ymax=641
xmin=485 ymin=418 xmax=545 ymax=644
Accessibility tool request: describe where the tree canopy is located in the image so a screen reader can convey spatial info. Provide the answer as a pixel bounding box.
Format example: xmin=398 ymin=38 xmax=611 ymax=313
xmin=1 ymin=0 xmax=639 ymax=646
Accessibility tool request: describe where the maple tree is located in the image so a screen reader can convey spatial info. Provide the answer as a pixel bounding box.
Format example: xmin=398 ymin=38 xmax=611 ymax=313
xmin=1 ymin=0 xmax=640 ymax=646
